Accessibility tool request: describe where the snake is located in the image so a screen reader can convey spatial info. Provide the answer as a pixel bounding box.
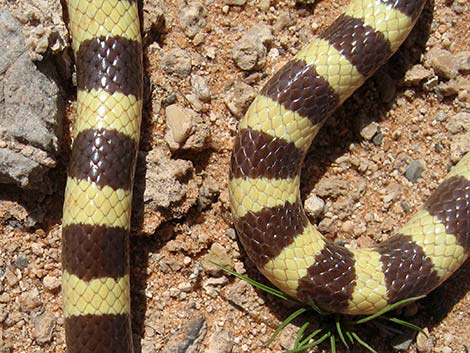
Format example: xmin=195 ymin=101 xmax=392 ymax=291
xmin=60 ymin=0 xmax=470 ymax=351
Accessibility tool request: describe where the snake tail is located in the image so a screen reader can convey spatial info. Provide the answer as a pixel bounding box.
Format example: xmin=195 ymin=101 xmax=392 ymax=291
xmin=229 ymin=0 xmax=470 ymax=315
xmin=62 ymin=0 xmax=143 ymax=351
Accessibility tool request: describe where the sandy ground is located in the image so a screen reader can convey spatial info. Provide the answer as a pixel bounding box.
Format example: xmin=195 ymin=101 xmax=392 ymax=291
xmin=0 ymin=0 xmax=469 ymax=352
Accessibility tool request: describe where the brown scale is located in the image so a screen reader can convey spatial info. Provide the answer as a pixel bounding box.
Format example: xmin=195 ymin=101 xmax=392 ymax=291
xmin=76 ymin=36 xmax=143 ymax=98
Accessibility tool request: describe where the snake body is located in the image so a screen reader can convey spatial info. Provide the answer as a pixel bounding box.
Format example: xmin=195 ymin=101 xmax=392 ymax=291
xmin=229 ymin=0 xmax=470 ymax=315
xmin=61 ymin=0 xmax=470 ymax=351
xmin=62 ymin=0 xmax=142 ymax=351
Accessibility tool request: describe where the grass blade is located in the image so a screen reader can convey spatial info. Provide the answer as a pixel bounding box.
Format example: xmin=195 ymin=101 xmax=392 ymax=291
xmin=294 ymin=322 xmax=310 ymax=349
xmin=269 ymin=307 xmax=308 ymax=344
xmin=214 ymin=262 xmax=297 ymax=302
xmin=346 ymin=330 xmax=355 ymax=344
xmin=386 ymin=317 xmax=422 ymax=331
xmin=286 ymin=332 xmax=330 ymax=353
xmin=330 ymin=333 xmax=336 ymax=353
xmin=335 ymin=319 xmax=349 ymax=349
xmin=299 ymin=327 xmax=324 ymax=347
xmin=355 ymin=296 xmax=425 ymax=324
xmin=351 ymin=332 xmax=378 ymax=353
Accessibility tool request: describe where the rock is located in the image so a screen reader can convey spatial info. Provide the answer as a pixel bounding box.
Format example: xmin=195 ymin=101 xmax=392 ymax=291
xmin=202 ymin=276 xmax=229 ymax=297
xmin=434 ymin=110 xmax=447 ymax=122
xmin=273 ymin=11 xmax=296 ymax=33
xmin=197 ymin=176 xmax=219 ymax=210
xmin=316 ymin=177 xmax=366 ymax=200
xmin=232 ymin=24 xmax=273 ymax=71
xmin=164 ymin=111 xmax=211 ymax=152
xmin=161 ymin=48 xmax=192 ymax=78
xmin=143 ymin=149 xmax=193 ymax=209
xmin=14 ymin=255 xmax=28 ymax=270
xmin=185 ymin=93 xmax=203 ymax=112
xmin=445 ymin=112 xmax=470 ymax=134
xmin=0 ymin=12 xmax=25 ymax=74
xmin=165 ymin=104 xmax=194 ymax=144
xmin=191 ymin=74 xmax=211 ymax=102
xmin=134 ymin=147 xmax=197 ymax=233
xmin=405 ymin=159 xmax=424 ymax=183
xmin=179 ymin=1 xmax=207 ymax=38
xmin=11 ymin=0 xmax=68 ymax=61
xmin=42 ymin=275 xmax=61 ymax=292
xmin=224 ymin=81 xmax=257 ymax=118
xmin=0 ymin=11 xmax=62 ymax=190
xmin=304 ymin=194 xmax=325 ymax=219
xmin=202 ymin=243 xmax=234 ymax=275
xmin=427 ymin=48 xmax=459 ymax=79
xmin=450 ymin=132 xmax=470 ymax=163
xmin=225 ymin=280 xmax=260 ymax=312
xmin=456 ymin=51 xmax=470 ymax=73
xmin=19 ymin=288 xmax=42 ymax=312
xmin=207 ymin=329 xmax=233 ymax=353
xmin=162 ymin=315 xmax=206 ymax=353
xmin=32 ymin=312 xmax=56 ymax=344
xmin=403 ymin=64 xmax=433 ymax=86
xmin=360 ymin=121 xmax=379 ymax=141
xmin=142 ymin=2 xmax=165 ymax=42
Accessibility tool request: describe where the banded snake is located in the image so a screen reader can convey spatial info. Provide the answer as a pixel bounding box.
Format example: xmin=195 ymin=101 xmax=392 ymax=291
xmin=61 ymin=0 xmax=469 ymax=351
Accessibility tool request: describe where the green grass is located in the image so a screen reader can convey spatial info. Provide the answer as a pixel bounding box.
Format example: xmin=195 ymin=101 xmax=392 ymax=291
xmin=217 ymin=264 xmax=424 ymax=353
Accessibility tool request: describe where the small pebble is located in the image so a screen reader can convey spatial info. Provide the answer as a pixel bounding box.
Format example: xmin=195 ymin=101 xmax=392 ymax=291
xmin=201 ymin=243 xmax=234 ymax=275
xmin=232 ymin=24 xmax=273 ymax=71
xmin=165 ymin=104 xmax=194 ymax=144
xmin=161 ymin=48 xmax=192 ymax=78
xmin=14 ymin=255 xmax=28 ymax=270
xmin=179 ymin=1 xmax=207 ymax=38
xmin=360 ymin=121 xmax=379 ymax=141
xmin=427 ymin=48 xmax=460 ymax=79
xmin=32 ymin=312 xmax=56 ymax=344
xmin=43 ymin=275 xmax=61 ymax=291
xmin=416 ymin=329 xmax=432 ymax=353
xmin=405 ymin=159 xmax=424 ymax=183
xmin=191 ymin=74 xmax=211 ymax=102
xmin=207 ymin=329 xmax=233 ymax=353
xmin=304 ymin=194 xmax=325 ymax=219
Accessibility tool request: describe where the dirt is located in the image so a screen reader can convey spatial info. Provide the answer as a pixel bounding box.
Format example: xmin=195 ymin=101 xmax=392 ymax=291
xmin=0 ymin=0 xmax=469 ymax=353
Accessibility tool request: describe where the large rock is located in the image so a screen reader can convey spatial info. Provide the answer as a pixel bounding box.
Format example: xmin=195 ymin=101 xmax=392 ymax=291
xmin=0 ymin=11 xmax=63 ymax=190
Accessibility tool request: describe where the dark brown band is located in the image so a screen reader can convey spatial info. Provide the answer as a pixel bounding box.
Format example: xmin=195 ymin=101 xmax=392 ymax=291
xmin=65 ymin=314 xmax=133 ymax=353
xmin=296 ymin=243 xmax=356 ymax=313
xmin=76 ymin=36 xmax=143 ymax=99
xmin=234 ymin=201 xmax=308 ymax=267
xmin=320 ymin=14 xmax=392 ymax=78
xmin=376 ymin=235 xmax=439 ymax=304
xmin=383 ymin=0 xmax=425 ymax=20
xmin=68 ymin=129 xmax=138 ymax=190
xmin=425 ymin=176 xmax=470 ymax=252
xmin=260 ymin=59 xmax=340 ymax=126
xmin=62 ymin=224 xmax=129 ymax=281
xmin=230 ymin=129 xmax=303 ymax=180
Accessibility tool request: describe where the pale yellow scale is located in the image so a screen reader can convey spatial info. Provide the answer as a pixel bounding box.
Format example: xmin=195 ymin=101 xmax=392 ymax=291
xmin=295 ymin=38 xmax=363 ymax=103
xmin=401 ymin=211 xmax=467 ymax=279
xmin=345 ymin=0 xmax=415 ymax=52
xmin=75 ymin=90 xmax=143 ymax=140
xmin=63 ymin=177 xmax=132 ymax=229
xmin=63 ymin=272 xmax=130 ymax=317
xmin=67 ymin=0 xmax=141 ymax=53
xmin=262 ymin=223 xmax=327 ymax=298
xmin=347 ymin=249 xmax=388 ymax=314
xmin=229 ymin=176 xmax=300 ymax=218
xmin=239 ymin=95 xmax=320 ymax=150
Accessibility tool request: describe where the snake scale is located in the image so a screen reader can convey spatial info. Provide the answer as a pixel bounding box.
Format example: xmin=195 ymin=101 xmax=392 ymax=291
xmin=61 ymin=0 xmax=470 ymax=351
